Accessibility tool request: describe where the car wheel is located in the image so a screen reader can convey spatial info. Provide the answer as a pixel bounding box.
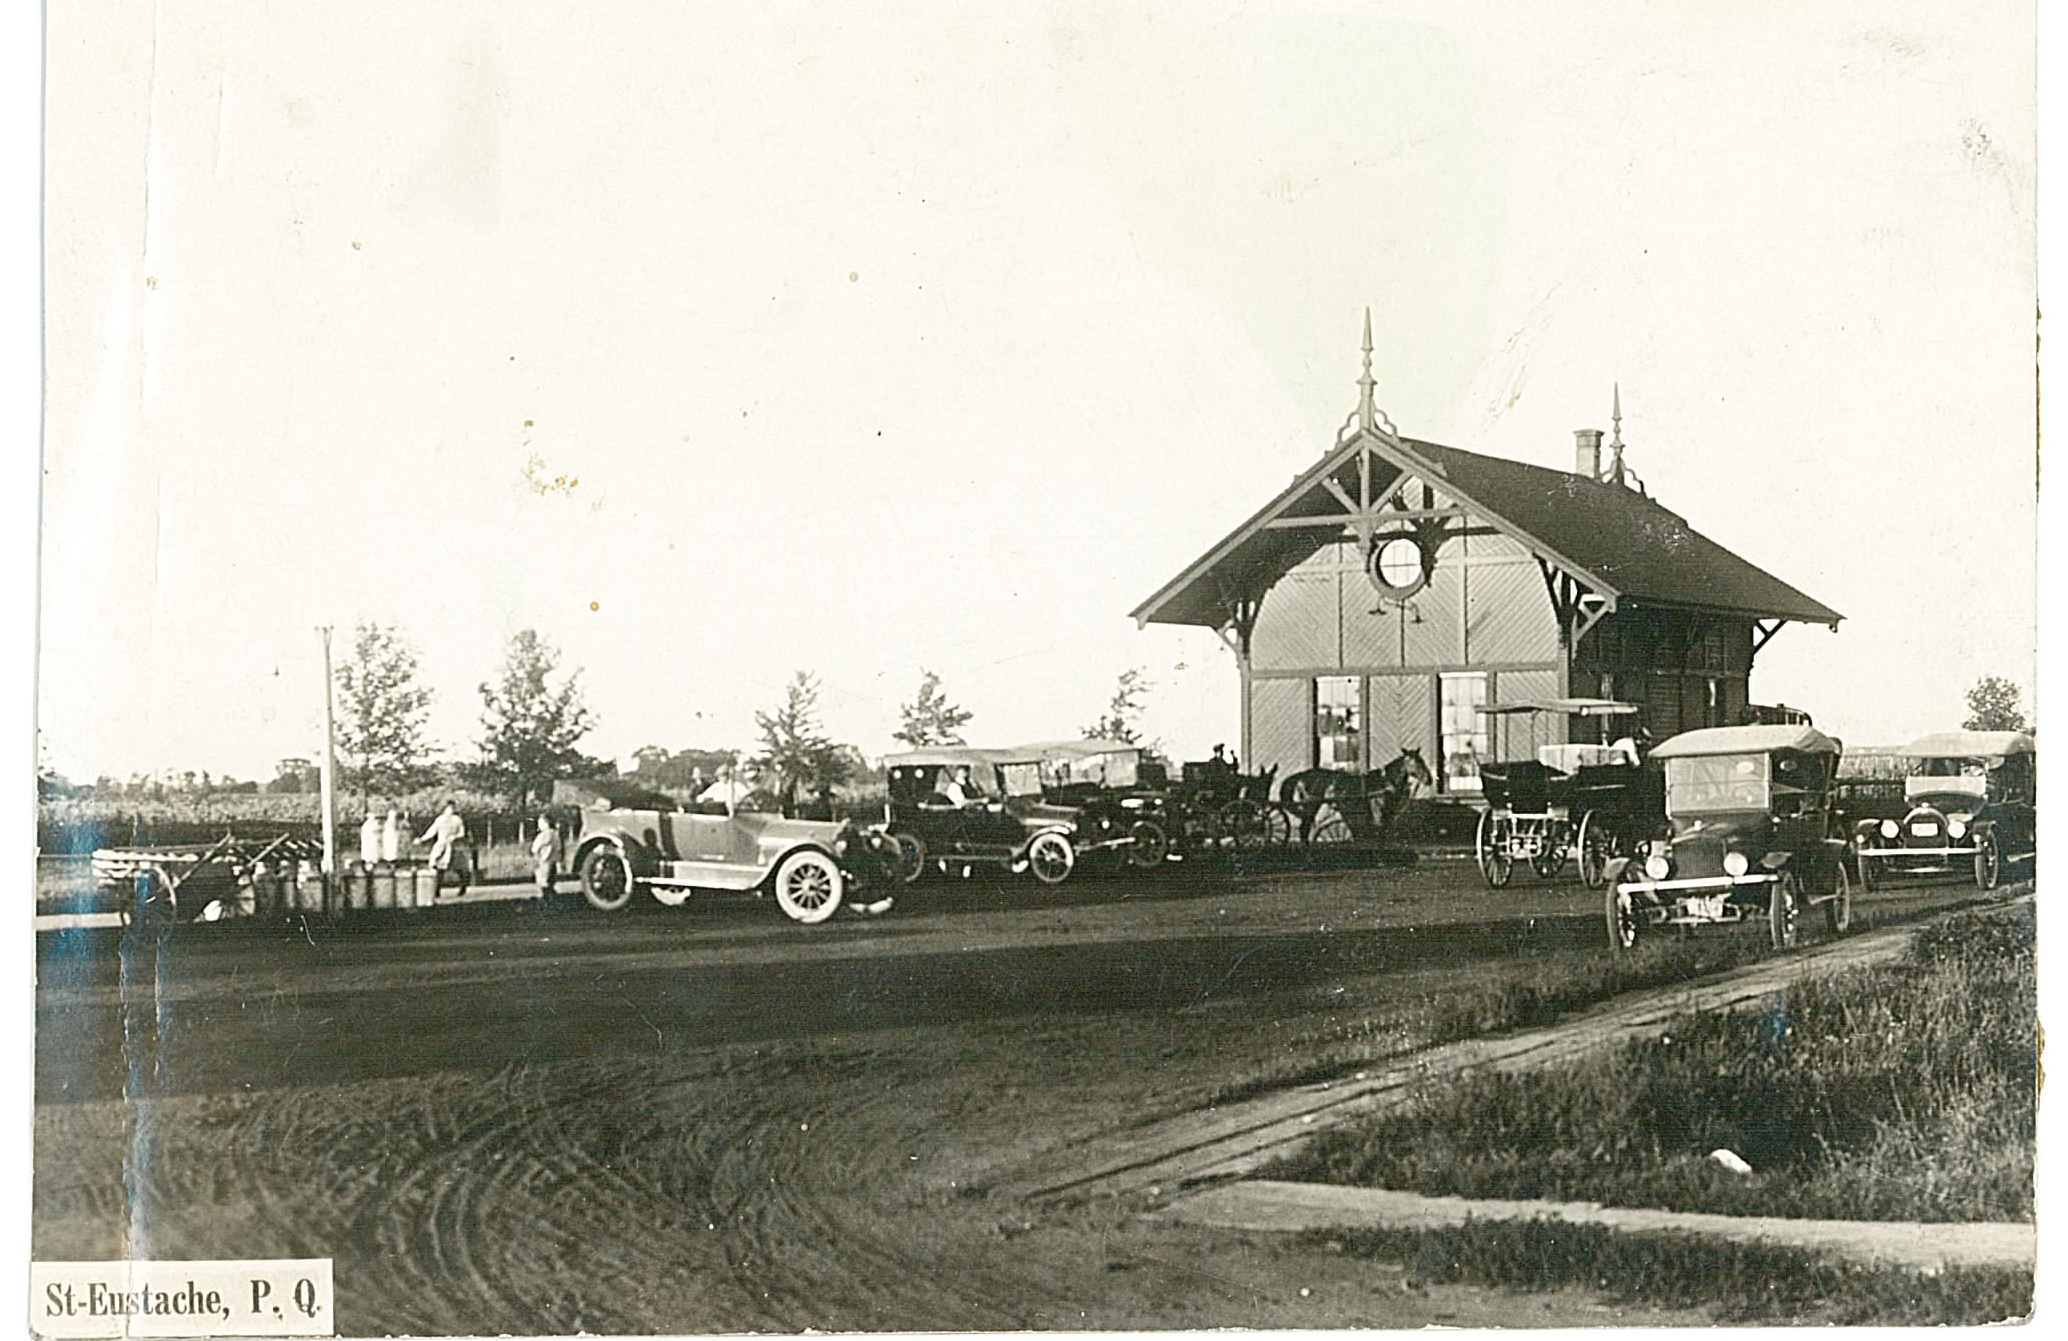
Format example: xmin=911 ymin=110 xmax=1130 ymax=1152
xmin=1854 ymin=839 xmax=1878 ymax=894
xmin=773 ymin=849 xmax=845 ymax=924
xmin=1128 ymin=820 xmax=1170 ymax=869
xmin=1824 ymin=861 xmax=1852 ymax=935
xmin=1577 ymin=811 xmax=1611 ymax=890
xmin=889 ymin=832 xmax=926 ymax=884
xmin=1606 ymin=883 xmax=1643 ymax=953
xmin=1974 ymin=829 xmax=2002 ymax=891
xmin=1025 ymin=831 xmax=1076 ymax=885
xmin=1768 ymin=871 xmax=1800 ymax=949
xmin=579 ymin=845 xmax=637 ymax=912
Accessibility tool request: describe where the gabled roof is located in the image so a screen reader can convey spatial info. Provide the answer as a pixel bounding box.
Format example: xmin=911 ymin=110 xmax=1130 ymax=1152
xmin=1131 ymin=430 xmax=1842 ymax=629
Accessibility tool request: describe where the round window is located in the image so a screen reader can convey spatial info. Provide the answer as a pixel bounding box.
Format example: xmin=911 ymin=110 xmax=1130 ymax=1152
xmin=1373 ymin=535 xmax=1425 ymax=592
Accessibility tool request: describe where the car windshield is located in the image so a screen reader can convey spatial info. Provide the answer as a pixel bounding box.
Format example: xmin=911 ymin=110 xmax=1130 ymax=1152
xmin=997 ymin=762 xmax=1044 ymax=798
xmin=1665 ymin=753 xmax=1769 ymax=815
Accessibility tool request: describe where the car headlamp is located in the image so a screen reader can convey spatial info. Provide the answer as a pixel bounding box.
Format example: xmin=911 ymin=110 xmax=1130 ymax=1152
xmin=1948 ymin=819 xmax=1967 ymax=840
xmin=1644 ymin=853 xmax=1672 ymax=881
xmin=1722 ymin=850 xmax=1750 ymax=878
xmin=1879 ymin=819 xmax=1899 ymax=839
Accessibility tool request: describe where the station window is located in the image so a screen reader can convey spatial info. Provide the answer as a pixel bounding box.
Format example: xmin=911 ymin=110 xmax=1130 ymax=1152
xmin=1314 ymin=677 xmax=1362 ymax=771
xmin=1439 ymin=672 xmax=1489 ymax=793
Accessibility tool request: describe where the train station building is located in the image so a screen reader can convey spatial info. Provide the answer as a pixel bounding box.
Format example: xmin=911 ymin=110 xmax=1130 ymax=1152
xmin=1131 ymin=321 xmax=1842 ymax=798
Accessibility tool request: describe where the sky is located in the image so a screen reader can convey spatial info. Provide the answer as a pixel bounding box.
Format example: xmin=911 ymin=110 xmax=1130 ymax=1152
xmin=37 ymin=0 xmax=2038 ymax=785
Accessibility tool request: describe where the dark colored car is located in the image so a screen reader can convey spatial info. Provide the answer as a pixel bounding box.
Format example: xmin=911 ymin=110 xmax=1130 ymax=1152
xmin=1025 ymin=740 xmax=1177 ymax=868
xmin=552 ymin=779 xmax=896 ymax=922
xmin=1604 ymin=724 xmax=1852 ymax=952
xmin=1851 ymin=730 xmax=2035 ymax=892
xmin=881 ymin=747 xmax=1138 ymax=885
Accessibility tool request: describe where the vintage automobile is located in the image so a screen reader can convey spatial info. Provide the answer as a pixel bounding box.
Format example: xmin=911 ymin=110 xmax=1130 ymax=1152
xmin=552 ymin=778 xmax=897 ymax=923
xmin=1024 ymin=739 xmax=1177 ymax=868
xmin=881 ymin=746 xmax=1137 ymax=884
xmin=1851 ymin=730 xmax=2036 ymax=892
xmin=1605 ymin=724 xmax=1852 ymax=952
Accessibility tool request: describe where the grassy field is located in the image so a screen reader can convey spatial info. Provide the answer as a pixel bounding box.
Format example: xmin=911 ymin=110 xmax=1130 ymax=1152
xmin=1273 ymin=903 xmax=2035 ymax=1223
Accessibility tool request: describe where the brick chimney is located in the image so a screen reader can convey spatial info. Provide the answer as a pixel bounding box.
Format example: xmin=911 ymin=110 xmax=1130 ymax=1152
xmin=1573 ymin=429 xmax=1603 ymax=481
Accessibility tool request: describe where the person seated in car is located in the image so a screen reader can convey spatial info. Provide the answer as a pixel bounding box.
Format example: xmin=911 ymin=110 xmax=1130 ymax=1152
xmin=938 ymin=765 xmax=986 ymax=807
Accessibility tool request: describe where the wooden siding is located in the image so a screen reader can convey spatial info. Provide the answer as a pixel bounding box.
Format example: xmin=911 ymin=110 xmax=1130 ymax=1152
xmin=1367 ymin=674 xmax=1436 ymax=769
xmin=1251 ymin=569 xmax=1339 ymax=671
xmin=1248 ymin=677 xmax=1313 ymax=779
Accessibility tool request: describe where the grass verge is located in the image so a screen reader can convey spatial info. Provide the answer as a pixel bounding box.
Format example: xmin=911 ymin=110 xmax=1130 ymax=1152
xmin=1308 ymin=1220 xmax=2031 ymax=1325
xmin=1269 ymin=902 xmax=2036 ymax=1225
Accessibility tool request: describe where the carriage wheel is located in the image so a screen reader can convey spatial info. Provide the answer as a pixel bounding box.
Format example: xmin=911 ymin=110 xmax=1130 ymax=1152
xmin=1219 ymin=799 xmax=1267 ymax=853
xmin=1480 ymin=814 xmax=1514 ymax=889
xmin=1577 ymin=811 xmax=1613 ymax=889
xmin=1975 ymin=829 xmax=2002 ymax=892
xmin=1307 ymin=805 xmax=1354 ymax=848
xmin=1606 ymin=882 xmax=1643 ymax=953
xmin=1767 ymin=871 xmax=1800 ymax=949
xmin=1532 ymin=828 xmax=1569 ymax=881
xmin=1824 ymin=861 xmax=1853 ymax=935
xmin=1261 ymin=804 xmax=1297 ymax=849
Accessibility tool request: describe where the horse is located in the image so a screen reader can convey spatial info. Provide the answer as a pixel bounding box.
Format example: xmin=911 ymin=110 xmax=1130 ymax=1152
xmin=1279 ymin=747 xmax=1434 ymax=843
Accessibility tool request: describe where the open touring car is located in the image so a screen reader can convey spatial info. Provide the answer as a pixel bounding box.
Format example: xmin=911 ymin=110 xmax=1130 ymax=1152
xmin=1851 ymin=730 xmax=2035 ymax=892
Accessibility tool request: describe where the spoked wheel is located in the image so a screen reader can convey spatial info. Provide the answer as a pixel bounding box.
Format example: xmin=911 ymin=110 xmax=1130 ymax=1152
xmin=1261 ymin=804 xmax=1297 ymax=849
xmin=1975 ymin=829 xmax=2002 ymax=892
xmin=579 ymin=844 xmax=637 ymax=913
xmin=1532 ymin=830 xmax=1568 ymax=881
xmin=772 ymin=849 xmax=845 ymax=924
xmin=1768 ymin=871 xmax=1800 ymax=949
xmin=1219 ymin=800 xmax=1268 ymax=853
xmin=1128 ymin=820 xmax=1171 ymax=869
xmin=1481 ymin=815 xmax=1514 ymax=889
xmin=1577 ymin=811 xmax=1613 ymax=889
xmin=1025 ymin=831 xmax=1076 ymax=885
xmin=1606 ymin=883 xmax=1644 ymax=953
xmin=1307 ymin=805 xmax=1354 ymax=848
xmin=888 ymin=832 xmax=927 ymax=884
xmin=1824 ymin=861 xmax=1853 ymax=935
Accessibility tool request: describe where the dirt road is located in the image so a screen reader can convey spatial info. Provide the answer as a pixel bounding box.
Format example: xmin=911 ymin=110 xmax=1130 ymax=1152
xmin=33 ymin=860 xmax=1986 ymax=1333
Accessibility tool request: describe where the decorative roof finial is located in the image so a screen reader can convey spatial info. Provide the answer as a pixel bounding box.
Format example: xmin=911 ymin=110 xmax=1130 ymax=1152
xmin=1610 ymin=381 xmax=1623 ymax=451
xmin=1357 ymin=307 xmax=1377 ymax=432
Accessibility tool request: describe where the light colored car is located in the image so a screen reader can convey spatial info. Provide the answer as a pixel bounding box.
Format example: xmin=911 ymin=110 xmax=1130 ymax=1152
xmin=554 ymin=780 xmax=896 ymax=923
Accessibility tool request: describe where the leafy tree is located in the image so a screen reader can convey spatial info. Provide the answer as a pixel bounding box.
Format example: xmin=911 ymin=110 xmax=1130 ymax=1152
xmin=334 ymin=621 xmax=436 ymax=804
xmin=753 ymin=672 xmax=854 ymax=814
xmin=894 ymin=669 xmax=974 ymax=747
xmin=628 ymin=745 xmax=738 ymax=792
xmin=1083 ymin=667 xmax=1153 ymax=745
xmin=476 ymin=629 xmax=599 ymax=805
xmin=1964 ymin=675 xmax=2030 ymax=732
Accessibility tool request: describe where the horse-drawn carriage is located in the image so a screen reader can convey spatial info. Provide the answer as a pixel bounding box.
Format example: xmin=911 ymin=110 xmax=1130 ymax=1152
xmin=1472 ymin=698 xmax=1662 ymax=888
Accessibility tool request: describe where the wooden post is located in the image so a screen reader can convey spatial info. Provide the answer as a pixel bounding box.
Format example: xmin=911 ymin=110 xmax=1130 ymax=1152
xmin=318 ymin=626 xmax=338 ymax=879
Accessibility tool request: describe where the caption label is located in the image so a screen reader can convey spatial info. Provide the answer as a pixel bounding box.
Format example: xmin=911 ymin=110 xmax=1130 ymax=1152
xmin=31 ymin=1260 xmax=333 ymax=1339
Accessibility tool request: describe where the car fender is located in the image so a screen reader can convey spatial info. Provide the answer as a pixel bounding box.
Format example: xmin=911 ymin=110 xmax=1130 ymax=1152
xmin=1968 ymin=818 xmax=1998 ymax=838
xmin=758 ymin=840 xmax=847 ymax=891
xmin=1602 ymin=855 xmax=1633 ymax=885
xmin=574 ymin=833 xmax=649 ymax=877
xmin=1759 ymin=851 xmax=1795 ymax=872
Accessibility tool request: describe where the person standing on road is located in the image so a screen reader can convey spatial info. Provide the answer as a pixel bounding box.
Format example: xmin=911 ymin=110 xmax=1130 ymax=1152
xmin=417 ymin=801 xmax=467 ymax=896
xmin=531 ymin=813 xmax=560 ymax=899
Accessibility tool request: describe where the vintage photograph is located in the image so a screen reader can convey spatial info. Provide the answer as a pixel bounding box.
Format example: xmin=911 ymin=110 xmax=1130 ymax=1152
xmin=33 ymin=1 xmax=2038 ymax=1332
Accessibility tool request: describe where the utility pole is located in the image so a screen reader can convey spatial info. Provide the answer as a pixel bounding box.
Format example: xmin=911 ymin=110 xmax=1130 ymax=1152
xmin=318 ymin=625 xmax=338 ymax=875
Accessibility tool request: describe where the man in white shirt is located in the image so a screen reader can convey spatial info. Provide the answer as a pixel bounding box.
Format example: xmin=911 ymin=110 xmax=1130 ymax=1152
xmin=417 ymin=801 xmax=467 ymax=893
xmin=940 ymin=766 xmax=978 ymax=807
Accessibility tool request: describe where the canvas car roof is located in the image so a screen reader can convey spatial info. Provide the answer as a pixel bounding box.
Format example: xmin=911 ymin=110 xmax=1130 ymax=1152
xmin=1649 ymin=724 xmax=1840 ymax=758
xmin=882 ymin=746 xmax=1023 ymax=768
xmin=550 ymin=778 xmax=682 ymax=810
xmin=1899 ymin=730 xmax=2035 ymax=759
xmin=1017 ymin=738 xmax=1142 ymax=761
